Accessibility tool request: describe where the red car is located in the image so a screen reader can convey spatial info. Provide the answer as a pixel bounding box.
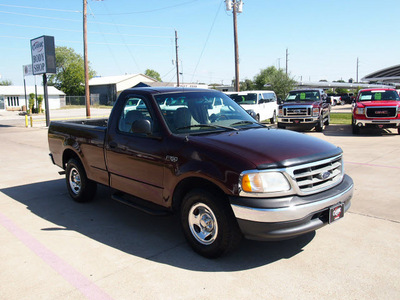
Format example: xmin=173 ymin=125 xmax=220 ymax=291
xmin=352 ymin=88 xmax=400 ymax=135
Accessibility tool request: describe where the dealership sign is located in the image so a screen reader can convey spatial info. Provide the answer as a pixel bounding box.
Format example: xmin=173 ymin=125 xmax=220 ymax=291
xmin=30 ymin=35 xmax=56 ymax=75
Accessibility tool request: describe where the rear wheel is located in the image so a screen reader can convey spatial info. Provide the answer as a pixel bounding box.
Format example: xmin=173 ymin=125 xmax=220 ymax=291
xmin=398 ymin=127 xmax=400 ymax=135
xmin=324 ymin=114 xmax=330 ymax=126
xmin=65 ymin=158 xmax=97 ymax=202
xmin=180 ymin=189 xmax=242 ymax=258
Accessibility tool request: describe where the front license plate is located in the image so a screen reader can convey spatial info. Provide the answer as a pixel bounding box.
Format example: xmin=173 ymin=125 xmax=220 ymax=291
xmin=329 ymin=203 xmax=344 ymax=223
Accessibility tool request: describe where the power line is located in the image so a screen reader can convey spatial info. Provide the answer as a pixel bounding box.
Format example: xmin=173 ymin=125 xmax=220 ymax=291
xmin=190 ymin=1 xmax=223 ymax=82
xmin=94 ymin=0 xmax=199 ymax=15
xmin=0 ymin=10 xmax=172 ymax=29
xmin=0 ymin=22 xmax=172 ymax=38
xmin=0 ymin=4 xmax=81 ymax=13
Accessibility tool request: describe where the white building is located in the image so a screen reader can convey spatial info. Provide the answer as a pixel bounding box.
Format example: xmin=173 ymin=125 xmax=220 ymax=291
xmin=0 ymin=86 xmax=66 ymax=111
xmin=89 ymin=74 xmax=157 ymax=105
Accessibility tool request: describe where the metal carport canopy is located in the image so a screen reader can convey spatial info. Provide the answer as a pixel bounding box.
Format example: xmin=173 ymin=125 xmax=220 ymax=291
xmin=362 ymin=64 xmax=400 ymax=83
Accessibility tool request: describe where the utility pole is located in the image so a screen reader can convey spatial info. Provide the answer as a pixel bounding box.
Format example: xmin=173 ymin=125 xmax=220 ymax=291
xmin=286 ymin=48 xmax=288 ymax=76
xmin=83 ymin=0 xmax=90 ymax=117
xmin=356 ymin=57 xmax=359 ymax=83
xmin=175 ymin=30 xmax=180 ymax=87
xmin=226 ymin=0 xmax=243 ymax=92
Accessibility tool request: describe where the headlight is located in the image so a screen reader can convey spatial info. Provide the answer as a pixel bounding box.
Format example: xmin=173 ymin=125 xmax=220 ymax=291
xmin=240 ymin=171 xmax=291 ymax=193
xmin=312 ymin=107 xmax=319 ymax=116
xmin=278 ymin=108 xmax=283 ymax=116
xmin=355 ymin=107 xmax=365 ymax=115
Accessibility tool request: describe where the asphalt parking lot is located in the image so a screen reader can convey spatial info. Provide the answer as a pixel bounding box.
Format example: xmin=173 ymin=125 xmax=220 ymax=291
xmin=0 ymin=110 xmax=399 ymax=299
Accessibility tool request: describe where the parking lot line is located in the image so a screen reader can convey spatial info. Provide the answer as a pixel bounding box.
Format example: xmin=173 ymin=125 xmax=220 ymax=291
xmin=346 ymin=161 xmax=400 ymax=170
xmin=0 ymin=211 xmax=113 ymax=300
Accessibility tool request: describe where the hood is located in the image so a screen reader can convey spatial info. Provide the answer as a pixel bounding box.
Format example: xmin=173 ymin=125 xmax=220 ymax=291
xmin=356 ymin=100 xmax=400 ymax=107
xmin=190 ymin=128 xmax=341 ymax=169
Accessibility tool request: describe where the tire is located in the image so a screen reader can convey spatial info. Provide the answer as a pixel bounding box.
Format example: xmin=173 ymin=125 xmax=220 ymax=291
xmin=65 ymin=158 xmax=97 ymax=202
xmin=397 ymin=127 xmax=400 ymax=135
xmin=352 ymin=118 xmax=360 ymax=135
xmin=270 ymin=111 xmax=276 ymax=124
xmin=315 ymin=117 xmax=323 ymax=132
xmin=324 ymin=114 xmax=330 ymax=126
xmin=180 ymin=189 xmax=242 ymax=258
xmin=277 ymin=123 xmax=285 ymax=129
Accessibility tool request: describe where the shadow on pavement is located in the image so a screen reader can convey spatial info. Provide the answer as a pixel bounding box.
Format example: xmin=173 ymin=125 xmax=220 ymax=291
xmin=279 ymin=124 xmax=398 ymax=137
xmin=1 ymin=179 xmax=315 ymax=271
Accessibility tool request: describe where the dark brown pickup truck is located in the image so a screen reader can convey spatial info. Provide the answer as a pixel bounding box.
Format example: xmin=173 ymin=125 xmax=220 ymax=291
xmin=48 ymin=87 xmax=353 ymax=258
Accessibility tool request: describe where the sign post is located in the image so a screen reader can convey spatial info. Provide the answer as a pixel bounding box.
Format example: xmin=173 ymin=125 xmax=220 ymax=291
xmin=30 ymin=35 xmax=56 ymax=127
xmin=22 ymin=64 xmax=33 ymax=112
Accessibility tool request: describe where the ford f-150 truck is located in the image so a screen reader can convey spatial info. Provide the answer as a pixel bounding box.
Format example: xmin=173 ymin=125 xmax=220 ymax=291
xmin=48 ymin=87 xmax=353 ymax=258
xmin=352 ymin=88 xmax=400 ymax=135
xmin=277 ymin=89 xmax=331 ymax=132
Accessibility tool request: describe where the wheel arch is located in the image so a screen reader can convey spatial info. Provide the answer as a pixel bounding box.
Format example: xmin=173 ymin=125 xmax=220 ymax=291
xmin=172 ymin=177 xmax=228 ymax=213
xmin=62 ymin=148 xmax=82 ymax=170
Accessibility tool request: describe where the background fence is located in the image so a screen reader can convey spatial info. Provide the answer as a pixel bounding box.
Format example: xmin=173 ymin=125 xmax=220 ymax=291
xmin=65 ymin=95 xmax=100 ymax=106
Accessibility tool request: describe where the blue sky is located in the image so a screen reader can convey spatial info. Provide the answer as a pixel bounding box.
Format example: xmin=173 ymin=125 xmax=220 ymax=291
xmin=0 ymin=0 xmax=399 ymax=87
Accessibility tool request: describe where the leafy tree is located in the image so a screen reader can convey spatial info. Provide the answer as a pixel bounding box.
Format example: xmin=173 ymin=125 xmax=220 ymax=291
xmin=253 ymin=66 xmax=296 ymax=99
xmin=240 ymin=79 xmax=255 ymax=91
xmin=145 ymin=69 xmax=161 ymax=81
xmin=0 ymin=79 xmax=12 ymax=86
xmin=48 ymin=46 xmax=96 ymax=96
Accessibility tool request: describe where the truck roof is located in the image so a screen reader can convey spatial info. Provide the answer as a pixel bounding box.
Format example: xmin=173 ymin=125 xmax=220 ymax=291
xmin=122 ymin=87 xmax=214 ymax=95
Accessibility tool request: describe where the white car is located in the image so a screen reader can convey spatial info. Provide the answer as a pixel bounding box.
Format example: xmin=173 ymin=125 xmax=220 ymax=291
xmin=225 ymin=90 xmax=278 ymax=123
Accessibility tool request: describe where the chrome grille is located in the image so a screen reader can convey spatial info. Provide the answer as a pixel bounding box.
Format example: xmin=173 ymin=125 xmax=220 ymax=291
xmin=288 ymin=155 xmax=343 ymax=194
xmin=366 ymin=107 xmax=397 ymax=118
xmin=286 ymin=107 xmax=310 ymax=116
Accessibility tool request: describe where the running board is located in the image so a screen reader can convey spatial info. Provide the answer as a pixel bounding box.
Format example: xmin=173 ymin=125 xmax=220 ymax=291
xmin=111 ymin=192 xmax=171 ymax=216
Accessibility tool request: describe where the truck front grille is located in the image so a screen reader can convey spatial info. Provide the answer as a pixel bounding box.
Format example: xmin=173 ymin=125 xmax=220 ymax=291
xmin=366 ymin=107 xmax=397 ymax=118
xmin=285 ymin=107 xmax=311 ymax=116
xmin=289 ymin=155 xmax=343 ymax=194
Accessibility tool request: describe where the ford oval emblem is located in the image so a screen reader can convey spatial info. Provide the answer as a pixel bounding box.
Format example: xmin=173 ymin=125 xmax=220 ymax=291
xmin=317 ymin=171 xmax=331 ymax=180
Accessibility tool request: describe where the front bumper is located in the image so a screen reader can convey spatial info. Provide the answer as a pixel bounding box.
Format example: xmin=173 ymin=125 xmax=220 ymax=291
xmin=353 ymin=118 xmax=400 ymax=127
xmin=229 ymin=174 xmax=353 ymax=241
xmin=277 ymin=115 xmax=319 ymax=125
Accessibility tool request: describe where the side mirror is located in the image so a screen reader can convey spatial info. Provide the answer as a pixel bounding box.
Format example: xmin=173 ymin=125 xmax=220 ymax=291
xmin=131 ymin=119 xmax=152 ymax=135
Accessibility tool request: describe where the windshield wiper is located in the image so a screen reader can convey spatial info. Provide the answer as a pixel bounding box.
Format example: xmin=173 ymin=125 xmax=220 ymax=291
xmin=176 ymin=124 xmax=238 ymax=131
xmin=230 ymin=120 xmax=264 ymax=127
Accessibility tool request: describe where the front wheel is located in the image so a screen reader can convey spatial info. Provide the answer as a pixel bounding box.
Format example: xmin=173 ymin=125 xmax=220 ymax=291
xmin=270 ymin=111 xmax=276 ymax=124
xmin=315 ymin=117 xmax=324 ymax=132
xmin=277 ymin=122 xmax=285 ymax=129
xmin=65 ymin=158 xmax=97 ymax=202
xmin=180 ymin=189 xmax=242 ymax=258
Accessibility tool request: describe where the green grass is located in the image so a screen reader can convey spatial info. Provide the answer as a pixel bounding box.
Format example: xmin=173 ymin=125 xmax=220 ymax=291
xmin=330 ymin=113 xmax=352 ymax=125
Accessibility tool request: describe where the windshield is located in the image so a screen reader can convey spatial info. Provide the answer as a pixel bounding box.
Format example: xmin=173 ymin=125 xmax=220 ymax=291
xmin=358 ymin=90 xmax=400 ymax=101
xmin=285 ymin=91 xmax=320 ymax=102
xmin=155 ymin=91 xmax=261 ymax=134
xmin=228 ymin=93 xmax=258 ymax=105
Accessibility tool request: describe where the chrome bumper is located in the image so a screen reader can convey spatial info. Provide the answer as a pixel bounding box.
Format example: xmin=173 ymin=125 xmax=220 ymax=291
xmin=354 ymin=119 xmax=400 ymax=126
xmin=230 ymin=175 xmax=353 ymax=223
xmin=277 ymin=116 xmax=319 ymax=124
